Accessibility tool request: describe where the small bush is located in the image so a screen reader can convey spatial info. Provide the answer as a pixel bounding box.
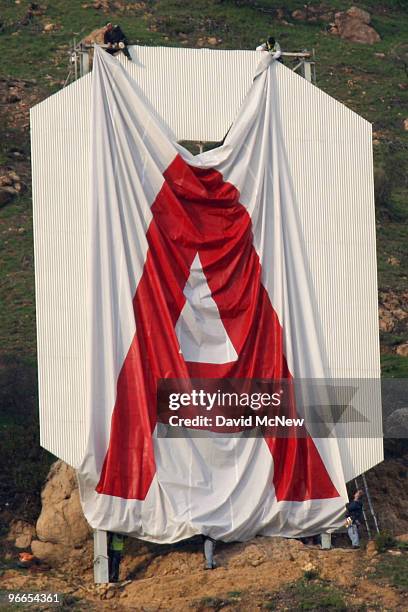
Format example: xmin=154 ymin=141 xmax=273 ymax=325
xmin=303 ymin=569 xmax=319 ymax=581
xmin=375 ymin=531 xmax=397 ymax=553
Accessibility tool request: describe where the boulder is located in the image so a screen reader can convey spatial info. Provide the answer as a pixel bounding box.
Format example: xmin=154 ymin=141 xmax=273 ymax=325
xmin=82 ymin=27 xmax=106 ymax=46
xmin=32 ymin=460 xmax=91 ymax=563
xmin=395 ymin=343 xmax=408 ymax=357
xmin=292 ymin=9 xmax=307 ymax=21
xmin=385 ymin=408 xmax=408 ymax=437
xmin=396 ymin=534 xmax=408 ymax=543
xmin=346 ymin=6 xmax=371 ymax=23
xmin=366 ymin=540 xmax=378 ymax=558
xmin=31 ymin=540 xmax=70 ymax=565
xmin=379 ymin=313 xmax=394 ymax=332
xmin=292 ymin=6 xmax=333 ymax=23
xmin=7 ymin=520 xmax=36 ymax=549
xmin=43 ymin=23 xmax=58 ymax=33
xmin=333 ymin=7 xmax=380 ymax=44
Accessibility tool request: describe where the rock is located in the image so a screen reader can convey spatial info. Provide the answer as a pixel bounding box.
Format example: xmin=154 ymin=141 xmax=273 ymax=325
xmin=0 ymin=175 xmax=13 ymax=187
xmin=387 ymin=256 xmax=400 ymax=267
xmin=6 ymin=94 xmax=21 ymax=103
xmin=292 ymin=9 xmax=307 ymax=21
xmin=33 ymin=460 xmax=91 ymax=561
xmin=292 ymin=6 xmax=333 ymax=23
xmin=31 ymin=540 xmax=70 ymax=565
xmin=207 ymin=37 xmax=217 ymax=45
xmin=8 ymin=520 xmax=36 ymax=549
xmin=388 ymin=549 xmax=402 ymax=556
xmin=374 ymin=52 xmax=385 ymax=58
xmin=43 ymin=23 xmax=56 ymax=32
xmin=366 ymin=540 xmax=378 ymax=558
xmin=395 ymin=343 xmax=408 ymax=357
xmin=386 ymin=407 xmax=408 ymax=436
xmin=393 ymin=308 xmax=408 ymax=321
xmin=1 ymin=185 xmax=19 ymax=196
xmin=346 ymin=6 xmax=371 ymax=23
xmin=403 ymin=118 xmax=408 ymax=131
xmin=333 ymin=7 xmax=380 ymax=44
xmin=379 ymin=315 xmax=394 ymax=332
xmin=379 ymin=313 xmax=395 ymax=332
xmin=396 ymin=534 xmax=408 ymax=543
xmin=8 ymin=170 xmax=20 ymax=182
xmin=15 ymin=533 xmax=34 ymax=549
xmin=82 ymin=27 xmax=106 ymax=45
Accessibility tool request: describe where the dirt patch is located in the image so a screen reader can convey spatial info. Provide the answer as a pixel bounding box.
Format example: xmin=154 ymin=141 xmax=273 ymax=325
xmin=2 ymin=536 xmax=408 ymax=610
xmin=0 ymin=77 xmax=43 ymax=131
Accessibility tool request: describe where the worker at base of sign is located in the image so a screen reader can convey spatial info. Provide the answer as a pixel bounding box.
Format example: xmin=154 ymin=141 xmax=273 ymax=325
xmin=104 ymin=22 xmax=132 ymax=61
xmin=108 ymin=532 xmax=125 ymax=582
xmin=345 ymin=489 xmax=364 ymax=548
xmin=256 ymin=36 xmax=283 ymax=63
xmin=202 ymin=535 xmax=217 ymax=570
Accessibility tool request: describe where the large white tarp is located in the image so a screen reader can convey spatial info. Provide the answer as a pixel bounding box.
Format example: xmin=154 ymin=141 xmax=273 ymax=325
xmin=77 ymin=47 xmax=347 ymax=542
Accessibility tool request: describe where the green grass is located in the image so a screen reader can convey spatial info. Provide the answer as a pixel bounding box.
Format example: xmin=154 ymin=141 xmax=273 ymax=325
xmin=0 ymin=0 xmax=407 ymax=362
xmin=263 ymin=579 xmax=349 ymax=611
xmin=0 ymin=195 xmax=36 ymax=358
xmin=0 ymin=355 xmax=53 ymax=522
xmin=191 ymin=595 xmax=230 ymax=610
xmin=371 ymin=550 xmax=408 ymax=590
xmin=381 ymin=354 xmax=408 ymax=377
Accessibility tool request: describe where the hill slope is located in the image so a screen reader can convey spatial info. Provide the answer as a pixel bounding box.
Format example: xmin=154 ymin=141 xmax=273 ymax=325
xmin=0 ymin=0 xmax=407 ymax=547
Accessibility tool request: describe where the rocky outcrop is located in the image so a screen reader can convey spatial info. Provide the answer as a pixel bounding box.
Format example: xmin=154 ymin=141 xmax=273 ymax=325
xmin=82 ymin=27 xmax=106 ymax=46
xmin=386 ymin=408 xmax=408 ymax=437
xmin=30 ymin=460 xmax=91 ymax=565
xmin=396 ymin=343 xmax=408 ymax=357
xmin=0 ymin=76 xmax=42 ymax=131
xmin=0 ymin=169 xmax=25 ymax=206
xmin=379 ymin=290 xmax=408 ymax=336
xmin=292 ymin=6 xmax=333 ymax=23
xmin=82 ymin=0 xmax=144 ymax=12
xmin=330 ymin=6 xmax=381 ymax=44
xmin=7 ymin=520 xmax=36 ymax=549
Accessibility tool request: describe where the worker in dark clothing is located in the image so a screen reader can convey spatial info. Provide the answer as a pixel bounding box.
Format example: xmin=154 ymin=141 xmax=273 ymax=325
xmin=256 ymin=36 xmax=283 ymax=63
xmin=107 ymin=532 xmax=125 ymax=582
xmin=103 ymin=22 xmax=131 ymax=60
xmin=345 ymin=490 xmax=364 ymax=548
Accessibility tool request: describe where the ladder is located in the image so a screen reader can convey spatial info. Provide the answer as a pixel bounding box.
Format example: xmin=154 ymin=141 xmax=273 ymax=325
xmin=354 ymin=473 xmax=380 ymax=538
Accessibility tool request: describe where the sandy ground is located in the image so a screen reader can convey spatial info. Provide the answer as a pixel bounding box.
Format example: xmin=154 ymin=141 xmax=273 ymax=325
xmin=2 ymin=536 xmax=408 ymax=611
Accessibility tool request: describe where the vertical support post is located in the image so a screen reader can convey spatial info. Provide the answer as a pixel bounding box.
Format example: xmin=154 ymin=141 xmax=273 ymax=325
xmin=198 ymin=142 xmax=204 ymax=154
xmin=73 ymin=38 xmax=78 ymax=81
xmin=93 ymin=529 xmax=109 ymax=584
xmin=320 ymin=533 xmax=331 ymax=549
xmin=80 ymin=47 xmax=90 ymax=77
xmin=302 ymin=60 xmax=312 ymax=83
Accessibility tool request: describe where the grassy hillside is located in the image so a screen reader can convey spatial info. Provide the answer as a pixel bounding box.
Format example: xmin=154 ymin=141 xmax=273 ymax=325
xmin=0 ymin=0 xmax=407 ymax=524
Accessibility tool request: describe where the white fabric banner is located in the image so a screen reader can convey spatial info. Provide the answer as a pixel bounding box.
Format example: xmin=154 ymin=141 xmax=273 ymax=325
xmin=78 ymin=46 xmax=347 ymax=543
